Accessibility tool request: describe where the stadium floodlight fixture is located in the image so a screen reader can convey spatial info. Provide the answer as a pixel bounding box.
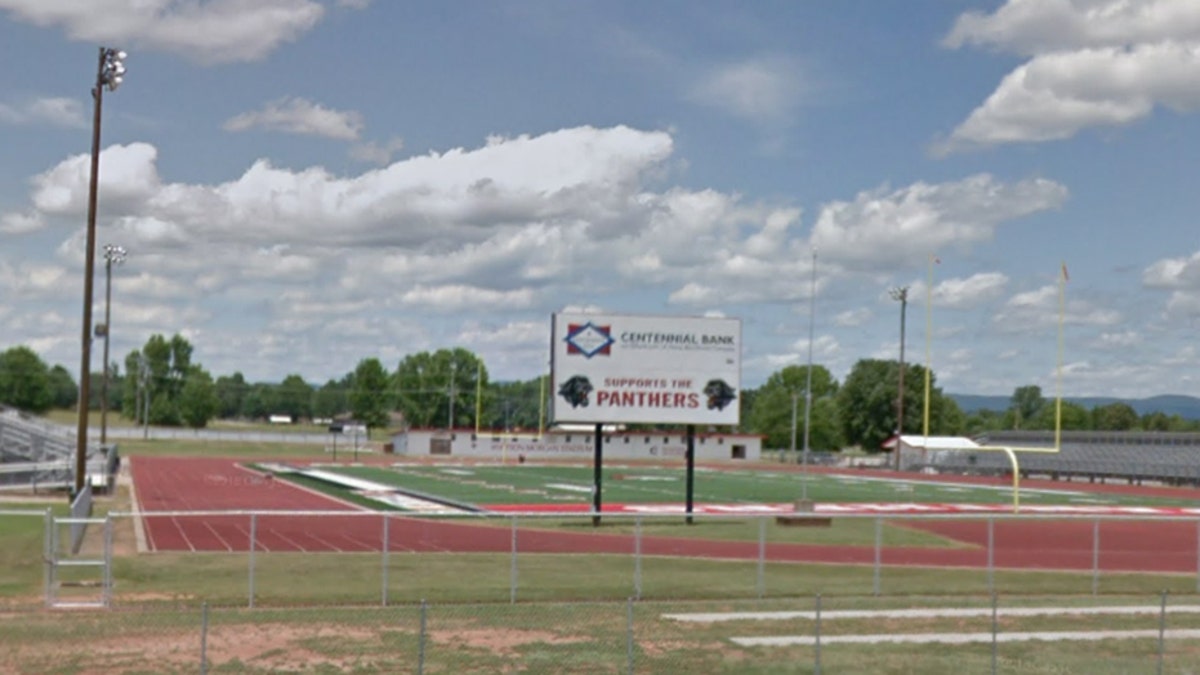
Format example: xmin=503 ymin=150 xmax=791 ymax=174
xmin=75 ymin=47 xmax=128 ymax=496
xmin=100 ymin=48 xmax=127 ymax=91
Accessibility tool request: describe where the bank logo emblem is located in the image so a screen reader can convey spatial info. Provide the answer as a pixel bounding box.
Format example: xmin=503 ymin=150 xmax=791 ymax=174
xmin=564 ymin=322 xmax=614 ymax=358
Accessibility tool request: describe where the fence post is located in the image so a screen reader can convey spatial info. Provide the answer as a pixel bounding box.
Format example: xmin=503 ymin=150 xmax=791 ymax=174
xmin=626 ymin=596 xmax=635 ymax=675
xmin=756 ymin=517 xmax=766 ymax=599
xmin=42 ymin=508 xmax=52 ymax=608
xmin=510 ymin=516 xmax=518 ymax=604
xmin=873 ymin=517 xmax=882 ymax=596
xmin=987 ymin=517 xmax=995 ymax=595
xmin=991 ymin=592 xmax=998 ymax=675
xmin=814 ymin=593 xmax=822 ymax=674
xmin=248 ymin=513 xmax=257 ymax=609
xmin=103 ymin=515 xmax=114 ymax=607
xmin=200 ymin=601 xmax=209 ymax=675
xmin=418 ymin=599 xmax=427 ymax=675
xmin=1091 ymin=518 xmax=1100 ymax=596
xmin=634 ymin=515 xmax=642 ymax=601
xmin=381 ymin=514 xmax=390 ymax=607
xmin=1158 ymin=590 xmax=1168 ymax=675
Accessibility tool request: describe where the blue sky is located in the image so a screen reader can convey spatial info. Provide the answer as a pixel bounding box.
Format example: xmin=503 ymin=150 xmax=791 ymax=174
xmin=2 ymin=0 xmax=1200 ymax=398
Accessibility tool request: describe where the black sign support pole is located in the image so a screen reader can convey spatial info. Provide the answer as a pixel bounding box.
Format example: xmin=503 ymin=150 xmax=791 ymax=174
xmin=593 ymin=423 xmax=603 ymax=527
xmin=686 ymin=424 xmax=696 ymax=525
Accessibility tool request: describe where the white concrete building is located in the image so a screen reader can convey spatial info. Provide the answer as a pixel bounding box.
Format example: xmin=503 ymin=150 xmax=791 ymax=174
xmin=389 ymin=428 xmax=762 ymax=462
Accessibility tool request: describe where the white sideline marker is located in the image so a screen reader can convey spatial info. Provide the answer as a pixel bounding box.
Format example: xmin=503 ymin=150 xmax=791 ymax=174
xmin=665 ymin=605 xmax=1200 ymax=623
xmin=732 ymin=629 xmax=1200 ymax=647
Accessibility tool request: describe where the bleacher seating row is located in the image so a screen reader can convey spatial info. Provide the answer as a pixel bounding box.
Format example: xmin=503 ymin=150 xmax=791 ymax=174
xmin=0 ymin=405 xmax=114 ymax=492
xmin=918 ymin=430 xmax=1200 ymax=486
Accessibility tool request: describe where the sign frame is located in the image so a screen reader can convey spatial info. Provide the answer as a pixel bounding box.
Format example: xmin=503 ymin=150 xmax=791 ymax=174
xmin=550 ymin=312 xmax=742 ymax=426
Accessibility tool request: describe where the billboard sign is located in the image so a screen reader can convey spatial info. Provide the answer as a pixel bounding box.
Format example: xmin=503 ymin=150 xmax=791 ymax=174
xmin=550 ymin=313 xmax=741 ymax=425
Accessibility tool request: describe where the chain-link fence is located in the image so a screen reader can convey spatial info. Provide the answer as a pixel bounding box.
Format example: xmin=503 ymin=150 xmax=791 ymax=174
xmin=4 ymin=594 xmax=1200 ymax=673
xmin=55 ymin=511 xmax=1200 ymax=605
xmin=9 ymin=508 xmax=1200 ymax=671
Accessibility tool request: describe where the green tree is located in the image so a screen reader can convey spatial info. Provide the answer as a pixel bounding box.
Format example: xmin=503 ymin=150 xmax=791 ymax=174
xmin=0 ymin=346 xmax=52 ymax=412
xmin=47 ymin=364 xmax=78 ymax=410
xmin=1033 ymin=400 xmax=1090 ymax=430
xmin=313 ymin=378 xmax=349 ymax=420
xmin=1141 ymin=411 xmax=1171 ymax=432
xmin=1006 ymin=385 xmax=1045 ymax=430
xmin=393 ymin=348 xmax=486 ymax=428
xmin=276 ymin=374 xmax=314 ymax=421
xmin=240 ymin=382 xmax=276 ymax=421
xmin=1092 ymin=402 xmax=1139 ymax=431
xmin=836 ymin=359 xmax=953 ymax=452
xmin=179 ymin=367 xmax=219 ymax=428
xmin=747 ymin=365 xmax=838 ymax=452
xmin=214 ymin=372 xmax=247 ymax=419
xmin=123 ymin=334 xmax=195 ymax=425
xmin=351 ymin=358 xmax=391 ymax=430
xmin=484 ymin=378 xmax=544 ymax=432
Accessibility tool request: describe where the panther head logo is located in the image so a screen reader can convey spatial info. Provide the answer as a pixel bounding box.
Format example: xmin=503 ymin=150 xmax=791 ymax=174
xmin=703 ymin=378 xmax=737 ymax=411
xmin=558 ymin=375 xmax=593 ymax=409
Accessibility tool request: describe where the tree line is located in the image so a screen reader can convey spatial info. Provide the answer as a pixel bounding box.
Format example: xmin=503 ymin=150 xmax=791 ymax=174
xmin=3 ymin=338 xmax=1200 ymax=451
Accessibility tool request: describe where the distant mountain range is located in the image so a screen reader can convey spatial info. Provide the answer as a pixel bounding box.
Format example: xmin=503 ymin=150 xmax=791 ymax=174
xmin=948 ymin=394 xmax=1200 ymax=420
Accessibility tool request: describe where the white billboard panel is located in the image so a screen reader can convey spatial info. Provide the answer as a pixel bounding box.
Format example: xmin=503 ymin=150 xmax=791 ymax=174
xmin=550 ymin=313 xmax=741 ymax=426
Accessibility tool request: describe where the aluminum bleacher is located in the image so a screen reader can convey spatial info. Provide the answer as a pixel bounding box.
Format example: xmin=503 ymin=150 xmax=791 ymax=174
xmin=0 ymin=406 xmax=114 ymax=492
xmin=922 ymin=430 xmax=1200 ymax=486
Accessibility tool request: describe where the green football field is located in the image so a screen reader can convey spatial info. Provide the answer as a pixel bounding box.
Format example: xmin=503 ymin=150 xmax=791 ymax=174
xmin=282 ymin=462 xmax=1197 ymax=511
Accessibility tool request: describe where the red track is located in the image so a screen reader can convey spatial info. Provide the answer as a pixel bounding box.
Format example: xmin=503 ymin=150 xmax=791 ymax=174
xmin=130 ymin=456 xmax=1200 ymax=572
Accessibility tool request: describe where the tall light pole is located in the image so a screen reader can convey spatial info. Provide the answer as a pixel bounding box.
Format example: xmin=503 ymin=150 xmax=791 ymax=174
xmin=889 ymin=286 xmax=909 ymax=471
xmin=801 ymin=249 xmax=817 ymax=499
xmin=100 ymin=244 xmax=126 ymax=446
xmin=75 ymin=47 xmax=127 ymax=495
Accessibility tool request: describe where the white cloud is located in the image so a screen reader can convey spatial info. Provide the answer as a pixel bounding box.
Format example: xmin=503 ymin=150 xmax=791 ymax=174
xmin=689 ymin=56 xmax=806 ymax=124
xmin=940 ymin=0 xmax=1200 ymax=152
xmin=0 ymin=211 xmax=45 ymax=234
xmin=1143 ymin=250 xmax=1200 ymax=318
xmin=0 ymin=0 xmax=330 ymax=64
xmin=349 ymin=136 xmax=406 ymax=165
xmin=0 ymin=96 xmax=85 ymax=128
xmin=943 ymin=0 xmax=1200 ymax=55
xmin=834 ymin=308 xmax=871 ymax=327
xmin=811 ymin=175 xmax=1068 ymax=269
xmin=224 ymin=97 xmax=365 ymax=140
xmin=993 ymin=284 xmax=1121 ymax=331
xmin=918 ymin=272 xmax=1010 ymax=309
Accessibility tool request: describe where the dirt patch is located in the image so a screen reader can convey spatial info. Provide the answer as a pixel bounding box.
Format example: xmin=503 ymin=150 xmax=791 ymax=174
xmin=429 ymin=627 xmax=586 ymax=656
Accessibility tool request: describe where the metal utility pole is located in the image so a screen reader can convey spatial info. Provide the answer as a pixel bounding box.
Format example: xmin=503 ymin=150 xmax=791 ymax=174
xmin=890 ymin=286 xmax=909 ymax=471
xmin=100 ymin=244 xmax=125 ymax=446
xmin=75 ymin=47 xmax=127 ymax=495
xmin=802 ymin=249 xmax=817 ymax=499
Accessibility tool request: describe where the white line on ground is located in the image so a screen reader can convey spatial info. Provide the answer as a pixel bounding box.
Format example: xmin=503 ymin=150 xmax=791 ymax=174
xmin=731 ymin=629 xmax=1200 ymax=647
xmin=665 ymin=605 xmax=1200 ymax=623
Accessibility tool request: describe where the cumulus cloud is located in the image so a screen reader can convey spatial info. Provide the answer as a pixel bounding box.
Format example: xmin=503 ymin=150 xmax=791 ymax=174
xmin=810 ymin=175 xmax=1068 ymax=268
xmin=917 ymin=272 xmax=1010 ymax=309
xmin=939 ymin=0 xmax=1200 ymax=152
xmin=1 ymin=122 xmax=1080 ymax=384
xmin=993 ymin=283 xmax=1121 ymax=331
xmin=1144 ymin=250 xmax=1200 ymax=317
xmin=224 ymin=97 xmax=365 ymax=140
xmin=0 ymin=0 xmax=335 ymax=64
